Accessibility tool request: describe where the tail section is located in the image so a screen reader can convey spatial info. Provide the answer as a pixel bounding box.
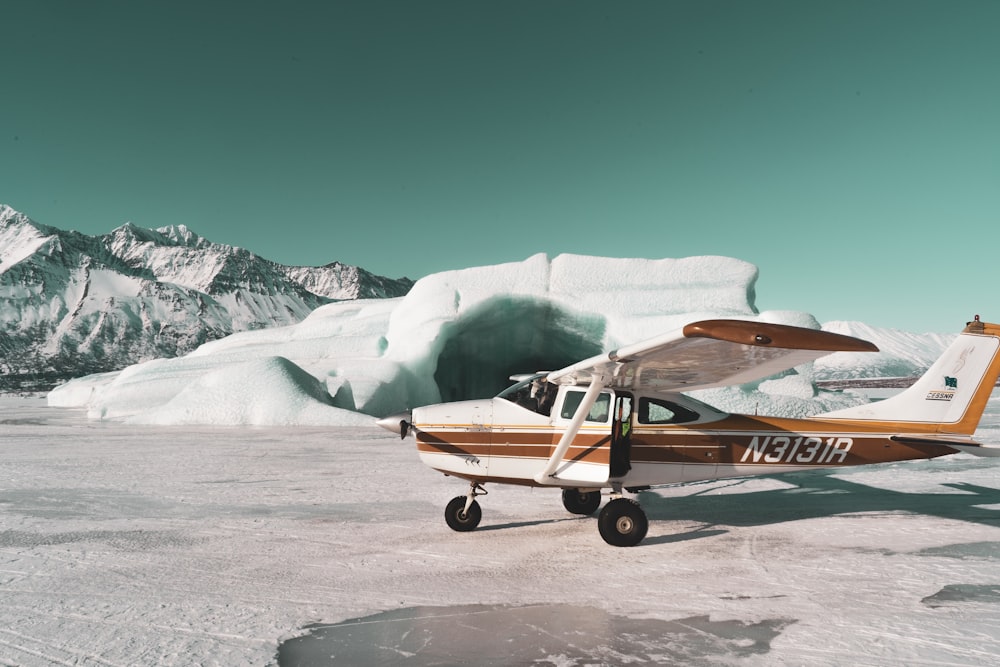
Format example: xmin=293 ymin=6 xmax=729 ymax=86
xmin=818 ymin=317 xmax=1000 ymax=435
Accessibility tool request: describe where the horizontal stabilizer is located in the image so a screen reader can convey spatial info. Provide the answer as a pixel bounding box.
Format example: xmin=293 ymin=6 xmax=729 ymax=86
xmin=890 ymin=435 xmax=1000 ymax=458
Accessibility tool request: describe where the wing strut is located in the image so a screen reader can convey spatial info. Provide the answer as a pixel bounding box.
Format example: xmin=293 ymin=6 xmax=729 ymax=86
xmin=534 ymin=373 xmax=606 ymax=485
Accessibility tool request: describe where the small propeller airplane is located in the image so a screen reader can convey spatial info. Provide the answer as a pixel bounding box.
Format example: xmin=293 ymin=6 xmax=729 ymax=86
xmin=377 ymin=316 xmax=1000 ymax=546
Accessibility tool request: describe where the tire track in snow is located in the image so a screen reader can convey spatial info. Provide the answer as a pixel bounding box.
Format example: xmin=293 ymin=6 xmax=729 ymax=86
xmin=0 ymin=628 xmax=126 ymax=667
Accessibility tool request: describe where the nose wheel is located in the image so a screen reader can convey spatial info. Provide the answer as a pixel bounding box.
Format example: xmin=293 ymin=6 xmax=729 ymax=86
xmin=444 ymin=482 xmax=487 ymax=532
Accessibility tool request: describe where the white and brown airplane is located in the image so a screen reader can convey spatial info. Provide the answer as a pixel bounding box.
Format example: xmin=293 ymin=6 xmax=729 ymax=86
xmin=378 ymin=316 xmax=1000 ymax=546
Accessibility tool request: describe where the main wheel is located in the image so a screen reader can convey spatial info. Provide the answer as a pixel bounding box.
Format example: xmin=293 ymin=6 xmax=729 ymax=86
xmin=598 ymin=498 xmax=648 ymax=547
xmin=562 ymin=489 xmax=601 ymax=516
xmin=444 ymin=496 xmax=482 ymax=532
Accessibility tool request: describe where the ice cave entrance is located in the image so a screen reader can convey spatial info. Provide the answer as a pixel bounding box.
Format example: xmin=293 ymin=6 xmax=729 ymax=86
xmin=432 ymin=296 xmax=605 ymax=402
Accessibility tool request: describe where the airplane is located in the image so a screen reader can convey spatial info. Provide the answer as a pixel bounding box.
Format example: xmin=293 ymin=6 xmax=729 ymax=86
xmin=377 ymin=316 xmax=1000 ymax=546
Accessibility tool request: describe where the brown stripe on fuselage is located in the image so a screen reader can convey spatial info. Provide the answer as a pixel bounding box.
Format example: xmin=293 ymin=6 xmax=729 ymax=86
xmin=414 ymin=428 xmax=492 ymax=446
xmin=628 ymin=412 xmax=952 ymax=466
xmin=416 ymin=428 xmax=611 ymax=465
xmin=412 ymin=428 xmax=490 ymax=458
xmin=416 ymin=410 xmax=957 ymax=481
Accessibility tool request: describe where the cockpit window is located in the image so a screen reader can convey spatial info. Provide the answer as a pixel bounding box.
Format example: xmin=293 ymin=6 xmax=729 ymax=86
xmin=496 ymin=374 xmax=543 ymax=401
xmin=497 ymin=373 xmax=557 ymax=415
xmin=637 ymin=397 xmax=700 ymax=424
xmin=560 ymin=390 xmax=612 ymax=423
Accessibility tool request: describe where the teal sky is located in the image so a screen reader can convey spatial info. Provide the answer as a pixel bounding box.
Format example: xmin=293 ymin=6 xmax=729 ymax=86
xmin=3 ymin=1 xmax=999 ymax=333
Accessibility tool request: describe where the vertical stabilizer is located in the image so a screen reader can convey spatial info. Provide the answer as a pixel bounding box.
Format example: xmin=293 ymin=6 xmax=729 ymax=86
xmin=818 ymin=318 xmax=1000 ymax=435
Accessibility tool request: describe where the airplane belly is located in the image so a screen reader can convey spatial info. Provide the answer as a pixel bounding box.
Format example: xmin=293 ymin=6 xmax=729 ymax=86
xmin=486 ymin=430 xmax=554 ymax=483
xmin=621 ymin=462 xmax=687 ymax=487
xmin=622 ymin=456 xmax=718 ymax=487
xmin=488 ymin=428 xmax=610 ymax=486
xmin=418 ymin=450 xmax=489 ymax=480
xmin=415 ymin=428 xmax=490 ymax=478
xmin=413 ymin=400 xmax=496 ymax=478
xmin=627 ymin=433 xmax=720 ymax=486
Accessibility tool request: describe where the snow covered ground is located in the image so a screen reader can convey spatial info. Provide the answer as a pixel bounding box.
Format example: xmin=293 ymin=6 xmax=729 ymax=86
xmin=3 ymin=395 xmax=1000 ymax=666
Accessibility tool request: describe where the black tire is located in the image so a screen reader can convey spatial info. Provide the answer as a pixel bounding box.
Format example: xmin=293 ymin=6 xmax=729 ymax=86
xmin=562 ymin=489 xmax=601 ymax=516
xmin=598 ymin=498 xmax=648 ymax=547
xmin=444 ymin=496 xmax=482 ymax=532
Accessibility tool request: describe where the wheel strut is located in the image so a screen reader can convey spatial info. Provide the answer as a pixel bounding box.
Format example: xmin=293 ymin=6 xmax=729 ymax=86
xmin=463 ymin=482 xmax=487 ymax=513
xmin=446 ymin=482 xmax=486 ymax=532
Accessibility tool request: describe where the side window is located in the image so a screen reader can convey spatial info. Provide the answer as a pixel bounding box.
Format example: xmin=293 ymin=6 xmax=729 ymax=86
xmin=560 ymin=390 xmax=612 ymax=423
xmin=638 ymin=397 xmax=700 ymax=424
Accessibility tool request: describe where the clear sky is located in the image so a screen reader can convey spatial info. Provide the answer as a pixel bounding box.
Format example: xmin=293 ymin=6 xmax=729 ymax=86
xmin=2 ymin=1 xmax=998 ymax=333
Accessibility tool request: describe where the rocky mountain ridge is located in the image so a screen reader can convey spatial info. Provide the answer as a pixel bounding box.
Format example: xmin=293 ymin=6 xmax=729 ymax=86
xmin=0 ymin=205 xmax=412 ymax=391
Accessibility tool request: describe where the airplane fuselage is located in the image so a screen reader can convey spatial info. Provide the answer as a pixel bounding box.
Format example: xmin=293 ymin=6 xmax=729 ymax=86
xmin=381 ymin=317 xmax=1000 ymax=546
xmin=409 ymin=388 xmax=952 ymax=491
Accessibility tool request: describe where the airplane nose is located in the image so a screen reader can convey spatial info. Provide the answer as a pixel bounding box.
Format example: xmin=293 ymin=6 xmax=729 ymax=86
xmin=376 ymin=412 xmax=412 ymax=439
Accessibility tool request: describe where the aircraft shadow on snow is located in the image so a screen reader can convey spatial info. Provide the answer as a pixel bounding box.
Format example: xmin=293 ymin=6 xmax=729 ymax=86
xmin=471 ymin=463 xmax=1000 ymax=546
xmin=631 ymin=464 xmax=1000 ymax=546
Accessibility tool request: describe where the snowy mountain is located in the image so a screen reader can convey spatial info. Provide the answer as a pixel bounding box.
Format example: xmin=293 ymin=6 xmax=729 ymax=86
xmin=0 ymin=204 xmax=412 ymax=391
xmin=816 ymin=320 xmax=956 ymax=383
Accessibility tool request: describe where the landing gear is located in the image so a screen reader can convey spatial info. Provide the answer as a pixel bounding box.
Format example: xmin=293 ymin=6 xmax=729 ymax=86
xmin=598 ymin=497 xmax=648 ymax=547
xmin=562 ymin=488 xmax=601 ymax=516
xmin=441 ymin=481 xmax=649 ymax=546
xmin=445 ymin=496 xmax=481 ymax=531
xmin=444 ymin=482 xmax=487 ymax=532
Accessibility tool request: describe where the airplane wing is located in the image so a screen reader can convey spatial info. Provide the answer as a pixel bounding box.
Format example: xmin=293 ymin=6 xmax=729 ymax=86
xmin=546 ymin=319 xmax=879 ymax=392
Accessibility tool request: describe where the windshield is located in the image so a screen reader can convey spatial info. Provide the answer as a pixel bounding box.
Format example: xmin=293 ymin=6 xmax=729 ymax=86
xmin=496 ymin=373 xmax=557 ymax=416
xmin=496 ymin=373 xmax=548 ymax=400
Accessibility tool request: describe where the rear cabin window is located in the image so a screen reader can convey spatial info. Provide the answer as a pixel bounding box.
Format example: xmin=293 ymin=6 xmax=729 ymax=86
xmin=638 ymin=397 xmax=700 ymax=424
xmin=560 ymin=391 xmax=612 ymax=423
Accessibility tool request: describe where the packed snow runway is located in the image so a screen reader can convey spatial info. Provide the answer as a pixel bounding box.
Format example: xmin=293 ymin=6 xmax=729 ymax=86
xmin=3 ymin=396 xmax=1000 ymax=666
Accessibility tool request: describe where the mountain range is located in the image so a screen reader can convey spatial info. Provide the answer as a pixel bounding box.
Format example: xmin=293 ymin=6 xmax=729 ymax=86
xmin=0 ymin=204 xmax=412 ymax=391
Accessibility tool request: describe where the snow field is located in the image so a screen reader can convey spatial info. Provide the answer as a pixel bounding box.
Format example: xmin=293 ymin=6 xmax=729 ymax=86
xmin=2 ymin=397 xmax=1000 ymax=665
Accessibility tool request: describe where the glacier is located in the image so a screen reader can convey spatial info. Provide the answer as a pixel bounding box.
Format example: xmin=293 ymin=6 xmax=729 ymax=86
xmin=47 ymin=252 xmax=949 ymax=426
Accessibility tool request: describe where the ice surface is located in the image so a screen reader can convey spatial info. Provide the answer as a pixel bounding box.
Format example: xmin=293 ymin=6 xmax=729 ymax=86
xmin=51 ymin=297 xmax=402 ymax=422
xmin=276 ymin=605 xmax=794 ymax=665
xmin=128 ymin=356 xmax=374 ymax=426
xmin=3 ymin=395 xmax=1000 ymax=666
xmin=49 ymin=253 xmax=902 ymax=426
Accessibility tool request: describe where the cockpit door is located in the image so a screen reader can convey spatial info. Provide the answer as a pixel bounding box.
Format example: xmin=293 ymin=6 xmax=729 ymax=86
xmin=610 ymin=393 xmax=634 ymax=479
xmin=549 ymin=387 xmax=613 ymax=484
